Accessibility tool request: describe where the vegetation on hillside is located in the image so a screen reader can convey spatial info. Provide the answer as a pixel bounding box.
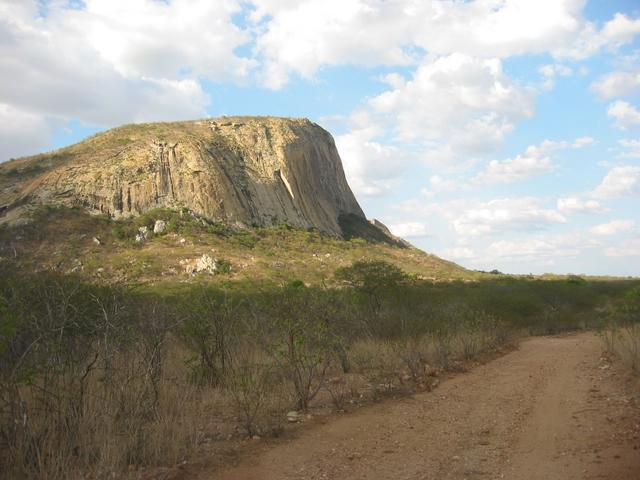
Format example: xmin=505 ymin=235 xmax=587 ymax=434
xmin=0 ymin=205 xmax=474 ymax=285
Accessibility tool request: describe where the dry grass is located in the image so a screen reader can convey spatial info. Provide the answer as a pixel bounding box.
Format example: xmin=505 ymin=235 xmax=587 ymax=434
xmin=2 ymin=341 xmax=218 ymax=480
xmin=0 ymin=206 xmax=477 ymax=287
xmin=602 ymin=324 xmax=640 ymax=374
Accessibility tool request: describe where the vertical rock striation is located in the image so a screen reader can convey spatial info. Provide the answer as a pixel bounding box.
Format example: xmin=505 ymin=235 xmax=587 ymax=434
xmin=0 ymin=117 xmax=367 ymax=237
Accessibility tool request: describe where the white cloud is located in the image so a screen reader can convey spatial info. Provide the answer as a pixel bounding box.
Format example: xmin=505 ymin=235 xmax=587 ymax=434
xmin=252 ymin=0 xmax=416 ymax=89
xmin=539 ymin=63 xmax=573 ymax=89
xmin=429 ymin=175 xmax=459 ymax=193
xmin=572 ymin=136 xmax=595 ymax=148
xmin=591 ymin=71 xmax=640 ymax=98
xmin=539 ymin=64 xmax=573 ymax=78
xmin=369 ymin=53 xmax=535 ymax=158
xmin=618 ymin=138 xmax=640 ymax=158
xmin=0 ymin=103 xmax=52 ymax=161
xmin=484 ymin=233 xmax=600 ymax=264
xmin=593 ymin=165 xmax=640 ymax=198
xmin=607 ymin=101 xmax=640 ymax=129
xmin=557 ymin=197 xmax=606 ymax=214
xmin=69 ymin=0 xmax=252 ymax=82
xmin=474 ymin=155 xmax=554 ymax=184
xmin=605 ymin=238 xmax=640 ymax=257
xmin=590 ymin=219 xmax=636 ymax=236
xmin=396 ymin=136 xmax=595 ymax=203
xmin=0 ymin=0 xmax=248 ymax=159
xmin=251 ymin=0 xmax=636 ymax=88
xmin=471 ymin=137 xmax=593 ymax=185
xmin=440 ymin=247 xmax=476 ymax=260
xmin=451 ymin=197 xmax=566 ymax=237
xmin=556 ymin=12 xmax=640 ymax=59
xmin=388 ymin=222 xmax=428 ymax=238
xmin=601 ymin=12 xmax=640 ymax=46
xmin=336 ymin=127 xmax=408 ymax=197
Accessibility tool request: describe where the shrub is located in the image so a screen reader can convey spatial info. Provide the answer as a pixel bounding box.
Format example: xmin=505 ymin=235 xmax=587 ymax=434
xmin=335 ymin=260 xmax=406 ymax=315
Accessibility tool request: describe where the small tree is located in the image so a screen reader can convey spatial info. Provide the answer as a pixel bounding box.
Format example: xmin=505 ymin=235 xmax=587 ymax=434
xmin=335 ymin=260 xmax=406 ymax=317
xmin=181 ymin=288 xmax=239 ymax=385
xmin=257 ymin=283 xmax=336 ymax=411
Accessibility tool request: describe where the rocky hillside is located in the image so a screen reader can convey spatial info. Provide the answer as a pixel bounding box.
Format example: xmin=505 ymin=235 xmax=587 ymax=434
xmin=0 ymin=117 xmax=371 ymax=237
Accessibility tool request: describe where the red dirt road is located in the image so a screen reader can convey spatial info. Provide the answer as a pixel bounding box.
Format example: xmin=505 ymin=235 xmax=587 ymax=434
xmin=202 ymin=333 xmax=640 ymax=480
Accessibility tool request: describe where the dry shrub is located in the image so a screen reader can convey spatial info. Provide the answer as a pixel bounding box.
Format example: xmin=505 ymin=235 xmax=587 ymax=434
xmin=604 ymin=324 xmax=640 ymax=373
xmin=224 ymin=343 xmax=292 ymax=438
xmin=392 ymin=336 xmax=430 ymax=383
xmin=349 ymin=339 xmax=399 ymax=398
xmin=2 ymin=335 xmax=206 ymax=480
xmin=323 ymin=374 xmax=368 ymax=410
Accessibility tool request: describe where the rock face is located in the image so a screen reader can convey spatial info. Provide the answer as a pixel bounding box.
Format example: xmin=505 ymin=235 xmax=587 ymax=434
xmin=0 ymin=117 xmax=366 ymax=237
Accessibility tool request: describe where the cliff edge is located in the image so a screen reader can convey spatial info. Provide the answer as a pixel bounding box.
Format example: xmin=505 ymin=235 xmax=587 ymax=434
xmin=0 ymin=117 xmax=373 ymax=237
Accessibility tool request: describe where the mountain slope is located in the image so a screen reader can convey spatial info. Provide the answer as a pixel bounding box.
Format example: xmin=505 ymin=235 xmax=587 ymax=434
xmin=0 ymin=117 xmax=365 ymax=237
xmin=0 ymin=117 xmax=477 ymax=285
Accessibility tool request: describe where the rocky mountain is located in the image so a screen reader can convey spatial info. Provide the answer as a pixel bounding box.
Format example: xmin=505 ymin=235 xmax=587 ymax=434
xmin=0 ymin=117 xmax=380 ymax=238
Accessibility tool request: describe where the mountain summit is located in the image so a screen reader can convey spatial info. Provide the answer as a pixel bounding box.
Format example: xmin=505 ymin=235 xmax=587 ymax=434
xmin=0 ymin=117 xmax=375 ymax=237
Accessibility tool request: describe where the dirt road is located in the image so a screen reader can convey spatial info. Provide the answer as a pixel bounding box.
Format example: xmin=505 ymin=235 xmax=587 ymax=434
xmin=203 ymin=333 xmax=640 ymax=480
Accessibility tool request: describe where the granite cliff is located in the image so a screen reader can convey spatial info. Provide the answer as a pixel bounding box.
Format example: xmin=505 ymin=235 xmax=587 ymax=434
xmin=0 ymin=117 xmax=373 ymax=237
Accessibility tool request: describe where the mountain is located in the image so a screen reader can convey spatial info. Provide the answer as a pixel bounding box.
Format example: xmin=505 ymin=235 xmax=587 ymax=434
xmin=0 ymin=117 xmax=474 ymax=285
xmin=0 ymin=117 xmax=373 ymax=238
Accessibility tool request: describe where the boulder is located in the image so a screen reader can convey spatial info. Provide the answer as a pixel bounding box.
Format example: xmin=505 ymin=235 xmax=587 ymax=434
xmin=196 ymin=254 xmax=218 ymax=274
xmin=135 ymin=226 xmax=149 ymax=243
xmin=153 ymin=219 xmax=167 ymax=234
xmin=182 ymin=254 xmax=218 ymax=275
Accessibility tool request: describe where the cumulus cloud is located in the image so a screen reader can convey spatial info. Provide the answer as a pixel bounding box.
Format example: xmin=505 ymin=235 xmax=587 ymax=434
xmin=416 ymin=136 xmax=596 ymax=201
xmin=618 ymin=138 xmax=640 ymax=158
xmin=251 ymin=0 xmax=416 ymax=89
xmin=0 ymin=0 xmax=248 ymax=159
xmin=0 ymin=103 xmax=52 ymax=161
xmin=473 ymin=154 xmax=554 ymax=184
xmin=590 ymin=219 xmax=636 ymax=236
xmin=470 ymin=137 xmax=593 ymax=185
xmin=439 ymin=246 xmax=476 ymax=260
xmin=335 ymin=126 xmax=409 ymax=197
xmin=483 ymin=233 xmax=600 ymax=264
xmin=593 ymin=165 xmax=640 ymax=198
xmin=555 ymin=12 xmax=640 ymax=59
xmin=539 ymin=63 xmax=573 ymax=89
xmin=251 ymin=0 xmax=640 ymax=87
xmin=369 ymin=54 xmax=535 ymax=160
xmin=557 ymin=197 xmax=606 ymax=214
xmin=388 ymin=222 xmax=429 ymax=238
xmin=605 ymin=238 xmax=640 ymax=257
xmin=591 ymin=71 xmax=640 ymax=98
xmin=451 ymin=197 xmax=566 ymax=237
xmin=539 ymin=64 xmax=573 ymax=78
xmin=607 ymin=101 xmax=640 ymax=129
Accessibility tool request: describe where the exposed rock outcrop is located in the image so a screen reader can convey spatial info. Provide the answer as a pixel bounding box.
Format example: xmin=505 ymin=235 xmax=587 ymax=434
xmin=0 ymin=117 xmax=368 ymax=237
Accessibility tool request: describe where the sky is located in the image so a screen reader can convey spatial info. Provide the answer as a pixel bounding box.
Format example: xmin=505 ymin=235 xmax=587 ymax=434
xmin=1 ymin=0 xmax=640 ymax=276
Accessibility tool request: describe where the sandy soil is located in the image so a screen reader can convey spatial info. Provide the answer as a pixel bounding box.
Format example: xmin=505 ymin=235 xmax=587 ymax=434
xmin=194 ymin=333 xmax=639 ymax=480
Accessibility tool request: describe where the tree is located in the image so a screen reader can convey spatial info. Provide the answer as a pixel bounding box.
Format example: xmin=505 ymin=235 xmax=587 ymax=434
xmin=335 ymin=260 xmax=406 ymax=314
xmin=181 ymin=287 xmax=239 ymax=385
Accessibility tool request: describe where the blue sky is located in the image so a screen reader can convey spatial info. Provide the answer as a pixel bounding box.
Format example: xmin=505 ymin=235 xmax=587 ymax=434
xmin=1 ymin=0 xmax=640 ymax=276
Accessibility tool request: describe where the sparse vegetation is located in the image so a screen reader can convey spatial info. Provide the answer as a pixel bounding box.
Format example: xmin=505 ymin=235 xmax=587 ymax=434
xmin=600 ymin=285 xmax=640 ymax=373
xmin=0 ymin=207 xmax=638 ymax=478
xmin=0 ymin=256 xmax=636 ymax=478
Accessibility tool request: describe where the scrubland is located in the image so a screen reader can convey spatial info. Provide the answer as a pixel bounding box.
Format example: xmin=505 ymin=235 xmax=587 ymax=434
xmin=0 ymin=206 xmax=638 ymax=478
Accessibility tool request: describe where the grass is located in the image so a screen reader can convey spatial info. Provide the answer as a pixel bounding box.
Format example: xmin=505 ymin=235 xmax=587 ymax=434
xmin=0 ymin=206 xmax=476 ymax=285
xmin=599 ymin=286 xmax=640 ymax=374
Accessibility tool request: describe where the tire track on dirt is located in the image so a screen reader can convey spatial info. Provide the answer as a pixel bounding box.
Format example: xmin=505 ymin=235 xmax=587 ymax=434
xmin=200 ymin=333 xmax=640 ymax=480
